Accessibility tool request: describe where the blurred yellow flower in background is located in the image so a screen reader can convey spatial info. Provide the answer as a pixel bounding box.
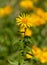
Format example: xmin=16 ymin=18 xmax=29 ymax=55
xmin=0 ymin=5 xmax=12 ymax=17
xmin=39 ymin=52 xmax=47 ymax=63
xmin=35 ymin=8 xmax=47 ymax=21
xmin=39 ymin=47 xmax=47 ymax=63
xmin=30 ymin=14 xmax=45 ymax=26
xmin=26 ymin=45 xmax=47 ymax=63
xmin=38 ymin=17 xmax=45 ymax=25
xmin=0 ymin=8 xmax=4 ymax=17
xmin=4 ymin=5 xmax=13 ymax=15
xmin=19 ymin=0 xmax=34 ymax=10
xmin=32 ymin=46 xmax=42 ymax=59
xmin=35 ymin=8 xmax=44 ymax=17
xmin=42 ymin=48 xmax=47 ymax=52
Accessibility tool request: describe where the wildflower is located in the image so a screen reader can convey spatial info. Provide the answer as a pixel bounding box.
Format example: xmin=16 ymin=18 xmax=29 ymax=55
xmin=26 ymin=45 xmax=47 ymax=63
xmin=0 ymin=8 xmax=4 ymax=17
xmin=39 ymin=52 xmax=47 ymax=63
xmin=32 ymin=46 xmax=47 ymax=63
xmin=38 ymin=17 xmax=45 ymax=25
xmin=35 ymin=8 xmax=44 ymax=17
xmin=25 ymin=28 xmax=32 ymax=36
xmin=35 ymin=8 xmax=47 ymax=21
xmin=32 ymin=46 xmax=42 ymax=59
xmin=4 ymin=5 xmax=12 ymax=15
xmin=19 ymin=0 xmax=34 ymax=10
xmin=26 ymin=52 xmax=32 ymax=59
xmin=30 ymin=14 xmax=45 ymax=26
xmin=20 ymin=27 xmax=32 ymax=37
xmin=20 ymin=26 xmax=25 ymax=33
xmin=16 ymin=13 xmax=32 ymax=28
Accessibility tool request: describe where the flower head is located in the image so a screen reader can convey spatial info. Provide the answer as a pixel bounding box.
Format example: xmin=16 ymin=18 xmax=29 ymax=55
xmin=19 ymin=0 xmax=34 ymax=10
xmin=16 ymin=13 xmax=32 ymax=28
xmin=39 ymin=52 xmax=47 ymax=63
xmin=20 ymin=27 xmax=32 ymax=37
xmin=30 ymin=14 xmax=45 ymax=26
xmin=26 ymin=45 xmax=47 ymax=63
xmin=32 ymin=46 xmax=42 ymax=59
xmin=4 ymin=5 xmax=12 ymax=15
xmin=26 ymin=52 xmax=32 ymax=59
xmin=35 ymin=8 xmax=47 ymax=21
xmin=35 ymin=8 xmax=44 ymax=17
xmin=32 ymin=46 xmax=47 ymax=63
xmin=0 ymin=8 xmax=4 ymax=17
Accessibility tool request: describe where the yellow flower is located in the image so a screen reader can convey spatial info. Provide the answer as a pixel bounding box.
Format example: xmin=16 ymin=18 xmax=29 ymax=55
xmin=16 ymin=13 xmax=32 ymax=28
xmin=20 ymin=26 xmax=25 ymax=33
xmin=20 ymin=27 xmax=32 ymax=37
xmin=38 ymin=17 xmax=45 ymax=25
xmin=35 ymin=8 xmax=44 ymax=17
xmin=35 ymin=8 xmax=47 ymax=21
xmin=26 ymin=45 xmax=47 ymax=63
xmin=16 ymin=13 xmax=46 ymax=28
xmin=39 ymin=52 xmax=47 ymax=63
xmin=30 ymin=14 xmax=45 ymax=26
xmin=32 ymin=46 xmax=47 ymax=63
xmin=30 ymin=14 xmax=40 ymax=26
xmin=0 ymin=8 xmax=4 ymax=17
xmin=4 ymin=5 xmax=12 ymax=15
xmin=25 ymin=28 xmax=32 ymax=36
xmin=19 ymin=0 xmax=34 ymax=10
xmin=36 ymin=8 xmax=45 ymax=18
xmin=32 ymin=46 xmax=42 ymax=59
xmin=26 ymin=52 xmax=32 ymax=59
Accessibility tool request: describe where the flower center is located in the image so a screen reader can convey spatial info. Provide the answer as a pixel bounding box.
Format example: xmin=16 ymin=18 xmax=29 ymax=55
xmin=22 ymin=18 xmax=27 ymax=24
